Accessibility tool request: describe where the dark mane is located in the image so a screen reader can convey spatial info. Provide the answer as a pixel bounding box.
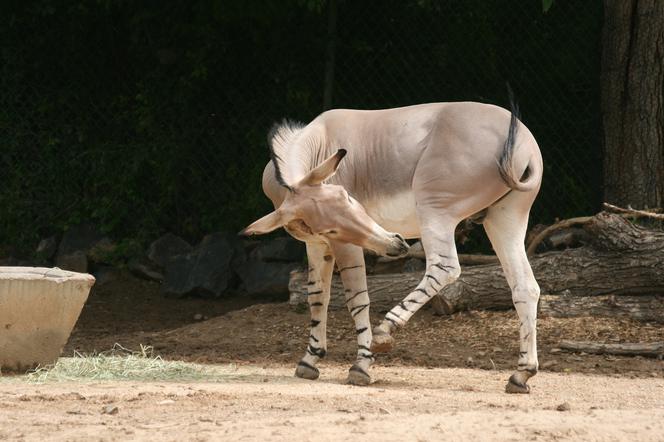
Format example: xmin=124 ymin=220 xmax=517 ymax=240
xmin=267 ymin=119 xmax=305 ymax=190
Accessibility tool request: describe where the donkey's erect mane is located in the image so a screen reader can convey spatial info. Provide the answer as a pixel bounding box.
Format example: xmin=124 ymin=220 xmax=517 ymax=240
xmin=268 ymin=119 xmax=305 ymax=190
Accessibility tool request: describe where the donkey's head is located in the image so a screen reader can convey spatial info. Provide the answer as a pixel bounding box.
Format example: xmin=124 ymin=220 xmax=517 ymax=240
xmin=240 ymin=149 xmax=409 ymax=258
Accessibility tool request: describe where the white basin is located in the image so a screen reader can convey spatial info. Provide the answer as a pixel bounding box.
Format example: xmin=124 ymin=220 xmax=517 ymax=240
xmin=0 ymin=267 xmax=95 ymax=372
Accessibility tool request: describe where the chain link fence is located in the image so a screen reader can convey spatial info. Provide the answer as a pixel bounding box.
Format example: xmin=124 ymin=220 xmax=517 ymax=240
xmin=0 ymin=1 xmax=602 ymax=254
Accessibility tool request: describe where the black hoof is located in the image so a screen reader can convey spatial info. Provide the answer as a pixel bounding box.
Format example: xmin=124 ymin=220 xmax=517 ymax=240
xmin=505 ymin=374 xmax=530 ymax=394
xmin=295 ymin=361 xmax=319 ymax=380
xmin=346 ymin=365 xmax=371 ymax=386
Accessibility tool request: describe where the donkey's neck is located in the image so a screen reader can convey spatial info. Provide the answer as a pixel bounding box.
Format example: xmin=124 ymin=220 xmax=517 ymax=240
xmin=281 ymin=123 xmax=332 ymax=185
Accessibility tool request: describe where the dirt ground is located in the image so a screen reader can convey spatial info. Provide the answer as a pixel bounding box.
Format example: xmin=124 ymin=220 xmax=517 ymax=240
xmin=66 ymin=272 xmax=664 ymax=378
xmin=2 ymin=365 xmax=664 ymax=442
xmin=3 ymin=272 xmax=664 ymax=441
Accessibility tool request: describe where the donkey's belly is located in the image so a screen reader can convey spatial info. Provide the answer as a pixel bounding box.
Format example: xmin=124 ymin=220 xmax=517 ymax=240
xmin=364 ymin=191 xmax=420 ymax=239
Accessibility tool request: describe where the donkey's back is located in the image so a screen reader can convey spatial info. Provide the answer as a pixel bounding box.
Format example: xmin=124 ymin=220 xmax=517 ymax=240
xmin=246 ymin=99 xmax=544 ymax=393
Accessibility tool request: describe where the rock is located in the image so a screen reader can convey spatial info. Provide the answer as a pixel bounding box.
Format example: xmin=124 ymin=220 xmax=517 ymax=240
xmin=127 ymin=258 xmax=163 ymax=282
xmin=541 ymin=360 xmax=558 ymax=369
xmin=35 ymin=236 xmax=58 ymax=261
xmin=235 ymin=260 xmax=300 ymax=296
xmin=55 ymin=224 xmax=111 ymax=270
xmin=163 ymin=254 xmax=196 ymax=296
xmin=87 ymin=238 xmax=117 ymax=265
xmin=193 ymin=313 xmax=204 ymax=321
xmin=402 ymin=258 xmax=425 ymax=273
xmin=162 ymin=233 xmax=237 ymax=297
xmin=93 ymin=266 xmax=121 ymax=286
xmin=55 ymin=251 xmax=88 ymax=273
xmin=556 ymin=402 xmax=571 ymax=412
xmin=101 ymin=404 xmax=119 ymax=415
xmin=147 ymin=233 xmax=193 ymax=268
xmin=57 ymin=224 xmax=105 ymax=256
xmin=249 ymin=236 xmax=304 ymax=263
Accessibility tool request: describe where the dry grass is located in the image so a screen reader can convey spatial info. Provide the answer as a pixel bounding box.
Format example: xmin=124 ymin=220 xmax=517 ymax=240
xmin=25 ymin=344 xmax=245 ymax=383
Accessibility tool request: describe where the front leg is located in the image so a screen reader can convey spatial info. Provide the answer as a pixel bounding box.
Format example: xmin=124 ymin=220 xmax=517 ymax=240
xmin=372 ymin=224 xmax=460 ymax=353
xmin=295 ymin=241 xmax=335 ymax=380
xmin=330 ymin=241 xmax=373 ymax=386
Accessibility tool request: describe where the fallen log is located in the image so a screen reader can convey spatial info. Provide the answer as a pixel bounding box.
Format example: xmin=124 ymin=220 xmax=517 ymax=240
xmin=559 ymin=340 xmax=664 ymax=358
xmin=289 ymin=212 xmax=664 ymax=321
xmin=539 ymin=294 xmax=664 ymax=322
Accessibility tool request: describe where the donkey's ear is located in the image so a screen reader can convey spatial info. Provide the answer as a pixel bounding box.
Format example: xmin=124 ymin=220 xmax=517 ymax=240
xmin=238 ymin=210 xmax=284 ymax=236
xmin=299 ymin=149 xmax=347 ymax=186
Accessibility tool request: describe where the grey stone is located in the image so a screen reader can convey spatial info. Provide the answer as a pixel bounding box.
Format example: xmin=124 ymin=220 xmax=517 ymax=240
xmin=250 ymin=236 xmax=304 ymax=263
xmin=55 ymin=251 xmax=88 ymax=273
xmin=87 ymin=238 xmax=117 ymax=265
xmin=93 ymin=266 xmax=121 ymax=286
xmin=556 ymin=402 xmax=571 ymax=412
xmin=55 ymin=224 xmax=111 ymax=270
xmin=162 ymin=232 xmax=237 ymax=297
xmin=163 ymin=253 xmax=196 ymax=296
xmin=101 ymin=404 xmax=119 ymax=415
xmin=36 ymin=236 xmax=58 ymax=261
xmin=57 ymin=224 xmax=105 ymax=256
xmin=127 ymin=258 xmax=164 ymax=282
xmin=147 ymin=233 xmax=193 ymax=268
xmin=235 ymin=260 xmax=300 ymax=296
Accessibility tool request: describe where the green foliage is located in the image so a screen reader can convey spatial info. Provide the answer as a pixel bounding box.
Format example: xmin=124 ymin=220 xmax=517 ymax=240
xmin=89 ymin=238 xmax=144 ymax=267
xmin=0 ymin=0 xmax=602 ymax=254
xmin=542 ymin=0 xmax=555 ymax=13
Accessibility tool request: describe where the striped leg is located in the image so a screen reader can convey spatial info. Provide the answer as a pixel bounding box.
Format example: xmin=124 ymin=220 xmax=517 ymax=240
xmin=372 ymin=224 xmax=460 ymax=353
xmin=330 ymin=241 xmax=373 ymax=386
xmin=295 ymin=241 xmax=335 ymax=380
xmin=483 ymin=195 xmax=540 ymax=394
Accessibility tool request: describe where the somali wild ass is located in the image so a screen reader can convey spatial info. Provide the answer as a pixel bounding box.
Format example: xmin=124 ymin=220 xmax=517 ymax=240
xmin=241 ymin=100 xmax=543 ymax=393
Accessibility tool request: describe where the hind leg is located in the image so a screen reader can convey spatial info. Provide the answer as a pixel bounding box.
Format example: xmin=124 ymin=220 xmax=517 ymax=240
xmin=483 ymin=191 xmax=540 ymax=394
xmin=295 ymin=241 xmax=335 ymax=380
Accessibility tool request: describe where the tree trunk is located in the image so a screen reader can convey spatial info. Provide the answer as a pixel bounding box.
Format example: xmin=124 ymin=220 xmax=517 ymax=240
xmin=289 ymin=213 xmax=664 ymax=322
xmin=602 ymin=0 xmax=664 ymax=208
xmin=559 ymin=340 xmax=664 ymax=358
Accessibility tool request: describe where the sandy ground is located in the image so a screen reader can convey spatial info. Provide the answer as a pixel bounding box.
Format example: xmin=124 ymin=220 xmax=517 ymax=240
xmin=65 ymin=273 xmax=664 ymax=378
xmin=1 ymin=365 xmax=663 ymax=442
xmin=3 ymin=273 xmax=664 ymax=441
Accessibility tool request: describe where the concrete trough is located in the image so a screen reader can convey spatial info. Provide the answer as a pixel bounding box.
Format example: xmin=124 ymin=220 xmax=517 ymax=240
xmin=0 ymin=267 xmax=95 ymax=372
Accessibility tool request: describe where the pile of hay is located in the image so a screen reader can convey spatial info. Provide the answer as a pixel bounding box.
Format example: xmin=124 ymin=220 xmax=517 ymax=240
xmin=27 ymin=344 xmax=240 ymax=383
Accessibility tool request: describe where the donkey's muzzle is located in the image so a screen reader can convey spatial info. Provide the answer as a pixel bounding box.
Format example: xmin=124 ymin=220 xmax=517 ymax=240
xmin=385 ymin=233 xmax=409 ymax=258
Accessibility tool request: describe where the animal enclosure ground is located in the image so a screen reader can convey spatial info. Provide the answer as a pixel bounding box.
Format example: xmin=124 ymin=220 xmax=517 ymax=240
xmin=3 ymin=272 xmax=663 ymax=441
xmin=65 ymin=273 xmax=664 ymax=378
xmin=1 ymin=366 xmax=663 ymax=441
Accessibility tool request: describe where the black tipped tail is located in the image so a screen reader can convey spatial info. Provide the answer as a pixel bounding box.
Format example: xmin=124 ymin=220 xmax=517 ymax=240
xmin=497 ymin=85 xmax=541 ymax=192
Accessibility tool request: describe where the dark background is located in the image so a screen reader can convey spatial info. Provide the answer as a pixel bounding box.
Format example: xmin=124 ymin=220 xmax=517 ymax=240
xmin=0 ymin=0 xmax=602 ymax=254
